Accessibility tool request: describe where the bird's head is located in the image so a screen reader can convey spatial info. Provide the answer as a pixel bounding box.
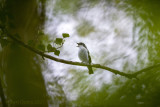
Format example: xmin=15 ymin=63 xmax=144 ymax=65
xmin=77 ymin=42 xmax=87 ymax=48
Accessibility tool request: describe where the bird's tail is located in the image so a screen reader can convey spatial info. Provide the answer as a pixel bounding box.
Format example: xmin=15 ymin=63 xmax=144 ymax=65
xmin=87 ymin=66 xmax=93 ymax=74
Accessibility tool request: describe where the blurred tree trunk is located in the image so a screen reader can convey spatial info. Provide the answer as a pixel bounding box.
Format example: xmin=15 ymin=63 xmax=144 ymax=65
xmin=0 ymin=0 xmax=48 ymax=106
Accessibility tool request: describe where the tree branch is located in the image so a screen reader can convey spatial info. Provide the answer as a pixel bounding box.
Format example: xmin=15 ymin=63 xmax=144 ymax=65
xmin=6 ymin=34 xmax=160 ymax=79
xmin=132 ymin=64 xmax=160 ymax=77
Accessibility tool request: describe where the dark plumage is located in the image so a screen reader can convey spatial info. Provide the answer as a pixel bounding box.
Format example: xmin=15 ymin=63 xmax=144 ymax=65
xmin=77 ymin=42 xmax=87 ymax=48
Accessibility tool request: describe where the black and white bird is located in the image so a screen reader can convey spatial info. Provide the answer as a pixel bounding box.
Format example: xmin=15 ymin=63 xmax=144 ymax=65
xmin=77 ymin=42 xmax=93 ymax=74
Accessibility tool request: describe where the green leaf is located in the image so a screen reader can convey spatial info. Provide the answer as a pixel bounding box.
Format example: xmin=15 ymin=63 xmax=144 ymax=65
xmin=55 ymin=38 xmax=63 ymax=45
xmin=0 ymin=39 xmax=9 ymax=48
xmin=47 ymin=44 xmax=52 ymax=51
xmin=47 ymin=44 xmax=56 ymax=52
xmin=62 ymin=33 xmax=70 ymax=38
xmin=52 ymin=47 xmax=57 ymax=51
xmin=54 ymin=50 xmax=60 ymax=56
xmin=37 ymin=44 xmax=45 ymax=51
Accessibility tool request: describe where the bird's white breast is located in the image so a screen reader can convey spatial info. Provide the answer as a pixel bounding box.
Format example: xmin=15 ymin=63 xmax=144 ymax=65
xmin=78 ymin=46 xmax=89 ymax=63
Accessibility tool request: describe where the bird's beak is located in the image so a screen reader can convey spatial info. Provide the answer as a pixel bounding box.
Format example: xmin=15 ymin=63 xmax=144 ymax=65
xmin=76 ymin=43 xmax=79 ymax=47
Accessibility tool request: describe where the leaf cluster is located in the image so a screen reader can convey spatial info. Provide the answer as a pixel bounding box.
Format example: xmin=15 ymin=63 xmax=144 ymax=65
xmin=27 ymin=33 xmax=70 ymax=56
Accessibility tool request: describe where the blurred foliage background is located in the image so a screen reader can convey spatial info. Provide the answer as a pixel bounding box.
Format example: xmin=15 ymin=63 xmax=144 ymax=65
xmin=0 ymin=0 xmax=160 ymax=107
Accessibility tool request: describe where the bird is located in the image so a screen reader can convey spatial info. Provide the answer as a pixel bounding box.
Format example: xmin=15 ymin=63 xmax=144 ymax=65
xmin=77 ymin=42 xmax=93 ymax=74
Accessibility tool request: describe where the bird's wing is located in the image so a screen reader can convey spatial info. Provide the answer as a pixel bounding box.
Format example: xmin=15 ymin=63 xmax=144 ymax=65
xmin=87 ymin=51 xmax=92 ymax=64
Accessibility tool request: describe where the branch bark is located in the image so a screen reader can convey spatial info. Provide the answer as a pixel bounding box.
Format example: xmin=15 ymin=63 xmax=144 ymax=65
xmin=6 ymin=34 xmax=160 ymax=79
